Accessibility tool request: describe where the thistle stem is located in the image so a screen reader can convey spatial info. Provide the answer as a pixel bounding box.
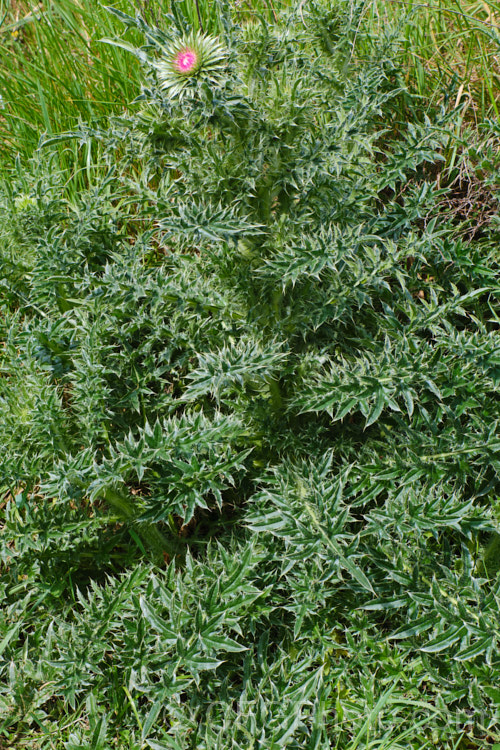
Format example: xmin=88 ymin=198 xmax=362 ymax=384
xmin=268 ymin=286 xmax=284 ymax=412
xmin=71 ymin=479 xmax=182 ymax=562
xmin=194 ymin=0 xmax=204 ymax=33
xmin=102 ymin=487 xmax=181 ymax=561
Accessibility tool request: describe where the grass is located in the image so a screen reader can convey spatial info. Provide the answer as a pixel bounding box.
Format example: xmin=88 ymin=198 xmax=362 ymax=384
xmin=0 ymin=0 xmax=147 ymax=166
xmin=367 ymin=0 xmax=500 ymax=121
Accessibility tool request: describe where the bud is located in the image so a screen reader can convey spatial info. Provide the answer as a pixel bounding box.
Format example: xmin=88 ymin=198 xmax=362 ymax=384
xmin=155 ymin=31 xmax=227 ymax=100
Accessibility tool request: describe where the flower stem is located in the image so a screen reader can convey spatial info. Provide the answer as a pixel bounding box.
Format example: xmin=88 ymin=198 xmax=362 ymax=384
xmin=268 ymin=286 xmax=284 ymax=412
xmin=194 ymin=0 xmax=204 ymax=33
xmin=101 ymin=487 xmax=182 ymax=561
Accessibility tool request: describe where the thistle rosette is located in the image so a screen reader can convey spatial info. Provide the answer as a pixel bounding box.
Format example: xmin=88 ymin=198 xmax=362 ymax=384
xmin=155 ymin=31 xmax=227 ymax=100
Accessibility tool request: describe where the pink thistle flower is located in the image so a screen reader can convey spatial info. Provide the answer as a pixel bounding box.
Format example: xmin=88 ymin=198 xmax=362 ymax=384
xmin=156 ymin=31 xmax=227 ymax=100
xmin=173 ymin=47 xmax=198 ymax=74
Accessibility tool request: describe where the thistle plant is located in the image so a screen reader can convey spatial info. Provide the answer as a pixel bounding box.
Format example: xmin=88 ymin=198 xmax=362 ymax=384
xmin=0 ymin=1 xmax=500 ymax=747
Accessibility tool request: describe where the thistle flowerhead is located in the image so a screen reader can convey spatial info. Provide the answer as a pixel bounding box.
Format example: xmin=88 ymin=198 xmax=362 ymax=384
xmin=156 ymin=31 xmax=227 ymax=100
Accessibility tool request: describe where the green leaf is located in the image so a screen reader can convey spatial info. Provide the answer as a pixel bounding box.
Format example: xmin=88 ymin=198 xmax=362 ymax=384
xmin=421 ymin=625 xmax=467 ymax=653
xmin=147 ymin=740 xmax=184 ymax=750
xmin=365 ymin=390 xmax=386 ymax=427
xmin=90 ymin=715 xmax=107 ymax=750
xmin=200 ymin=632 xmax=247 ymax=653
xmin=142 ymin=701 xmax=163 ymax=741
xmin=482 ymin=687 xmax=500 ymax=705
xmin=389 ymin=616 xmax=436 ymax=640
xmin=0 ymin=622 xmax=20 ymax=658
xmin=361 ymin=597 xmax=407 ymax=611
xmin=304 ymin=502 xmax=374 ymax=593
xmin=184 ymin=654 xmax=225 ymax=671
xmin=454 ymin=636 xmax=493 ymax=662
xmin=139 ymin=597 xmax=177 ymax=644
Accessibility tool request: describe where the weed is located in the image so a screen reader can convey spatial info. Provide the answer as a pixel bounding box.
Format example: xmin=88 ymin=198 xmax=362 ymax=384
xmin=0 ymin=1 xmax=500 ymax=747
